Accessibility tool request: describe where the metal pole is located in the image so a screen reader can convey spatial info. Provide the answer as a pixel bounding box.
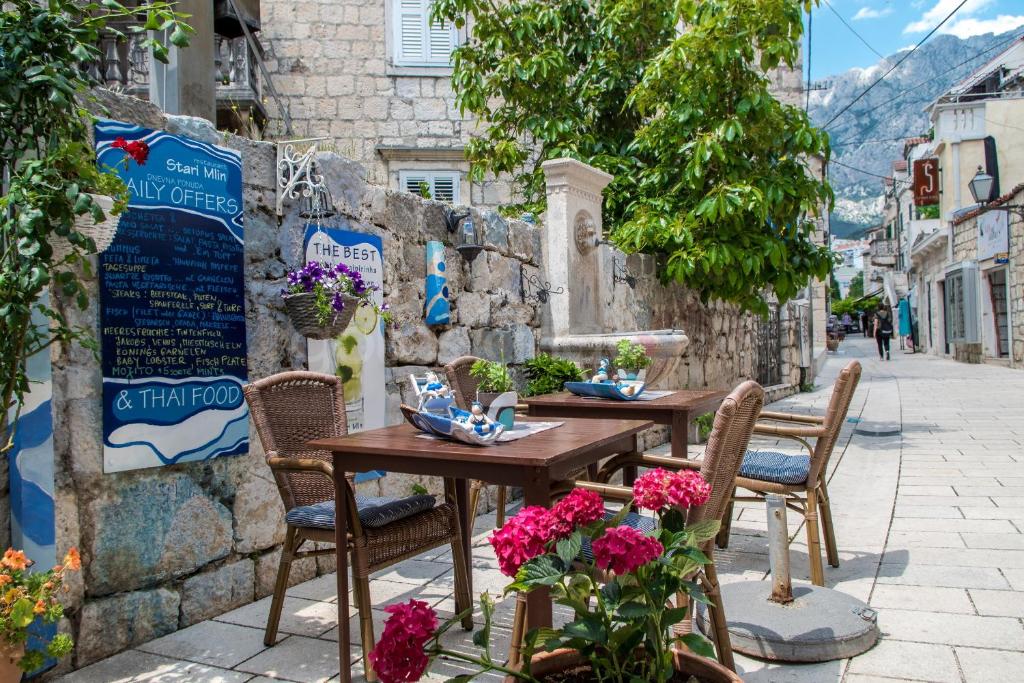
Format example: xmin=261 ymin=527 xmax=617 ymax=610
xmin=766 ymin=494 xmax=794 ymax=604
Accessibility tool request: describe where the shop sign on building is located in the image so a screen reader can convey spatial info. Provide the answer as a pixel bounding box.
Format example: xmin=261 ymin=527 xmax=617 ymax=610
xmin=978 ymin=210 xmax=1009 ymax=264
xmin=913 ymin=158 xmax=940 ymax=207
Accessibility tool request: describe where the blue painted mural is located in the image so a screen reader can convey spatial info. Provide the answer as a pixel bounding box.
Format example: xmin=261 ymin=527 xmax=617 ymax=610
xmin=95 ymin=120 xmax=248 ymax=472
xmin=424 ymin=240 xmax=450 ymax=325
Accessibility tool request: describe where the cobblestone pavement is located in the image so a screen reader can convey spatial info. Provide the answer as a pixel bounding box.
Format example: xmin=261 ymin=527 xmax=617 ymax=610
xmin=59 ymin=337 xmax=1024 ymax=682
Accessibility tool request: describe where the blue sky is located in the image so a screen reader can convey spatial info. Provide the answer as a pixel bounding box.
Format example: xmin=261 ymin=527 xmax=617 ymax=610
xmin=805 ymin=0 xmax=1024 ymax=80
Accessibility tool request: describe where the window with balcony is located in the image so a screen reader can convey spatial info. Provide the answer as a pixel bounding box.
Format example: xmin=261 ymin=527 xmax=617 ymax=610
xmin=399 ymin=170 xmax=460 ymax=203
xmin=392 ymin=0 xmax=458 ymax=68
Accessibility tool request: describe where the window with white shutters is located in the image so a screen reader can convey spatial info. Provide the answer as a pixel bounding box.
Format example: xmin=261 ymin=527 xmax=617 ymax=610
xmin=393 ymin=0 xmax=457 ymax=67
xmin=399 ymin=170 xmax=461 ymax=204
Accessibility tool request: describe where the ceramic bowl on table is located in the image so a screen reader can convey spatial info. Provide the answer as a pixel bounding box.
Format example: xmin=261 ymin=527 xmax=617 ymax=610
xmin=563 ymin=380 xmax=646 ymax=401
xmin=399 ymin=404 xmax=505 ymax=446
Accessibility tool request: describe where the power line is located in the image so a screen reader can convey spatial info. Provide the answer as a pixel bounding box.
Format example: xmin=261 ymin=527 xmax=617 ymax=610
xmin=830 ymin=159 xmax=912 ymax=185
xmin=826 ymin=29 xmax=1024 ymax=145
xmin=821 ymin=0 xmax=885 ymax=60
xmin=823 ymin=0 xmax=971 ymax=129
xmin=832 ymin=136 xmax=915 ymax=148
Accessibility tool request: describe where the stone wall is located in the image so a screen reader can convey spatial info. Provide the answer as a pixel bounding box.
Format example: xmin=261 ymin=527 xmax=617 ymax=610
xmin=50 ymin=90 xmax=541 ymax=671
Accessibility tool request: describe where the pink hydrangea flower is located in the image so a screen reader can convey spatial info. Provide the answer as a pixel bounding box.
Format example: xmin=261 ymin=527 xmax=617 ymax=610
xmin=368 ymin=599 xmax=439 ymax=683
xmin=591 ymin=526 xmax=664 ymax=575
xmin=489 ymin=505 xmax=555 ymax=577
xmin=550 ymin=488 xmax=606 ymax=539
xmin=632 ymin=468 xmax=711 ymax=512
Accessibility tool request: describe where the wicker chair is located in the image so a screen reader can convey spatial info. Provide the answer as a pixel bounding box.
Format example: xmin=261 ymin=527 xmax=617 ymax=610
xmin=443 ymin=355 xmax=510 ymax=527
xmin=506 ymin=380 xmax=765 ymax=672
xmin=244 ymin=371 xmax=473 ymax=682
xmin=717 ymin=360 xmax=862 ymax=586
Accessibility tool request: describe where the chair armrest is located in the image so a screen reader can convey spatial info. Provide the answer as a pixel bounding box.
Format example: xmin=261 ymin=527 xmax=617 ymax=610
xmin=267 ymin=455 xmax=334 ymax=479
xmin=753 ymin=422 xmax=827 ymax=439
xmin=758 ymin=410 xmax=826 ymax=425
xmin=572 ymin=481 xmax=633 ymax=504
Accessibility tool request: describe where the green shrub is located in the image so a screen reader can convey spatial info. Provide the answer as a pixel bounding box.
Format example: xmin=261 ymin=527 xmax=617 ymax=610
xmin=612 ymin=339 xmax=652 ymax=371
xmin=523 ymin=353 xmax=585 ymax=396
xmin=470 ymin=358 xmax=515 ymax=393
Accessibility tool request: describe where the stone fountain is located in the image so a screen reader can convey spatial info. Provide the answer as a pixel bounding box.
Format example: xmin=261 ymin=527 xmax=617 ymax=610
xmin=538 ymin=158 xmax=688 ymax=386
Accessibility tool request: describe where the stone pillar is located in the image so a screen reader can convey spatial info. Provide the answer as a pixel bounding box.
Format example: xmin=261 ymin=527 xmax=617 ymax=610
xmin=149 ymin=0 xmax=216 ymax=121
xmin=540 ymin=159 xmax=613 ymax=337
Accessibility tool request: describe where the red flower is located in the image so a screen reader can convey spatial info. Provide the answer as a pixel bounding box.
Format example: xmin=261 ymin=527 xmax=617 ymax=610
xmin=112 ymin=136 xmax=149 ymax=166
xmin=590 ymin=526 xmax=663 ymax=575
xmin=633 ymin=468 xmax=711 ymax=512
xmin=489 ymin=505 xmax=555 ymax=577
xmin=550 ymin=488 xmax=605 ymax=539
xmin=368 ymin=599 xmax=438 ymax=683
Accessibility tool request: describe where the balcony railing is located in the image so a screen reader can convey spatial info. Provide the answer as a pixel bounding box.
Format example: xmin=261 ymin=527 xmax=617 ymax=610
xmin=89 ymin=27 xmax=266 ymax=123
xmin=870 ymin=239 xmax=897 ymax=267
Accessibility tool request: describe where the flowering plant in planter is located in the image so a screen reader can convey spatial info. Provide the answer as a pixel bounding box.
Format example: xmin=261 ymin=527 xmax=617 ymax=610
xmin=369 ymin=470 xmax=722 ymax=683
xmin=0 ymin=547 xmax=81 ymax=672
xmin=282 ymin=261 xmax=392 ymax=338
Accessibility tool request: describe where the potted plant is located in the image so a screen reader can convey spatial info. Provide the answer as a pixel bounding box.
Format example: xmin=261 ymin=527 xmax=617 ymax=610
xmin=613 ymin=339 xmax=652 ymax=380
xmin=522 ymin=353 xmax=585 ymax=397
xmin=0 ymin=548 xmax=81 ymax=681
xmin=282 ymin=261 xmax=391 ymax=340
xmin=368 ymin=473 xmax=740 ymax=683
xmin=469 ymin=358 xmax=517 ymax=428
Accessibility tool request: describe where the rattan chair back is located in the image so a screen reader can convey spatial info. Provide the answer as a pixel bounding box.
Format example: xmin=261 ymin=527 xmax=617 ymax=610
xmin=444 ymin=355 xmax=482 ymax=411
xmin=687 ymin=380 xmax=765 ymax=535
xmin=244 ymin=371 xmax=348 ymax=511
xmin=806 ymin=361 xmax=862 ymax=483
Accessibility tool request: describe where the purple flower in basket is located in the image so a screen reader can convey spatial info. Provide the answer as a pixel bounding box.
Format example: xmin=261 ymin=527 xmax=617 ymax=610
xmin=283 ymin=260 xmax=393 ymax=330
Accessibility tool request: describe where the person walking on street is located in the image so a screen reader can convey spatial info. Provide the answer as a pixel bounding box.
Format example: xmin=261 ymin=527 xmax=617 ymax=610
xmin=861 ymin=311 xmax=871 ymax=337
xmin=874 ymin=307 xmax=894 ymax=360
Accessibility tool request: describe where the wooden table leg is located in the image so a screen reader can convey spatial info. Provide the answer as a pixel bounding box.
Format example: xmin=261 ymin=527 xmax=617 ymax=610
xmin=455 ymin=477 xmax=474 ymax=601
xmin=671 ymin=410 xmax=690 ymax=459
xmin=623 ymin=433 xmax=640 ymax=485
xmin=523 ymin=470 xmax=553 ymax=630
xmin=333 ymin=467 xmax=351 ymax=683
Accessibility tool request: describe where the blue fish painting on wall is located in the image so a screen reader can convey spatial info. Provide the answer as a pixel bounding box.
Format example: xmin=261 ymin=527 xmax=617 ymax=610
xmin=425 ymin=240 xmax=450 ymax=325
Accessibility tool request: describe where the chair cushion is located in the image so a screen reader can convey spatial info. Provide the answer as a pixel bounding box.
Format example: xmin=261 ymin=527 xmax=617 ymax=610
xmin=580 ymin=510 xmax=658 ymax=562
xmin=739 ymin=450 xmax=810 ymax=485
xmin=285 ymin=494 xmax=437 ymax=530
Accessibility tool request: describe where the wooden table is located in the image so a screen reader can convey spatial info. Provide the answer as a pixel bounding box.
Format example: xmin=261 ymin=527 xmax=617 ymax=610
xmin=523 ymin=389 xmax=728 ymax=460
xmin=309 ymin=416 xmax=652 ymax=682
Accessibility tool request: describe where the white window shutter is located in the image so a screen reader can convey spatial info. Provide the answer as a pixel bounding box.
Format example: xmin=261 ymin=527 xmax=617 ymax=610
xmin=397 ymin=0 xmax=426 ymax=64
xmin=394 ymin=0 xmax=455 ymax=66
xmin=401 ymin=172 xmax=430 ymax=196
xmin=432 ymin=174 xmax=456 ymax=202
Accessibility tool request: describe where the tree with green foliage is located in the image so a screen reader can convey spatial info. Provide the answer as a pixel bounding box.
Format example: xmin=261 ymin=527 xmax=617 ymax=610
xmin=0 ymin=0 xmax=192 ymax=451
xmin=433 ymin=0 xmax=833 ymax=313
xmin=830 ymin=277 xmax=842 ymax=303
xmin=848 ymin=271 xmax=864 ymax=300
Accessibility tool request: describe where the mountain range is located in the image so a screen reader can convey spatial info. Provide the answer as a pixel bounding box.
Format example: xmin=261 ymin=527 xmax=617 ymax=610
xmin=808 ymin=30 xmax=1022 ymax=238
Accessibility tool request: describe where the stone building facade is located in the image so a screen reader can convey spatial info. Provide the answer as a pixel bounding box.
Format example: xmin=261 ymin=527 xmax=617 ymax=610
xmin=258 ymin=0 xmax=807 ymax=209
xmin=34 ymin=89 xmax=817 ymax=672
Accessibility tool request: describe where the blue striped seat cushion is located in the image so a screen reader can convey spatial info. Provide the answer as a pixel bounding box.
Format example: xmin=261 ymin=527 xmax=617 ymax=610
xmin=580 ymin=510 xmax=658 ymax=562
xmin=739 ymin=450 xmax=810 ymax=485
xmin=285 ymin=494 xmax=437 ymax=530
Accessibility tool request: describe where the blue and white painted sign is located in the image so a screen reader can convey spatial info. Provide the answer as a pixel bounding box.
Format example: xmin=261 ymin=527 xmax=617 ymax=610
xmin=96 ymin=120 xmax=248 ymax=473
xmin=305 ymin=226 xmax=385 ymax=482
xmin=425 ymin=240 xmax=450 ymax=325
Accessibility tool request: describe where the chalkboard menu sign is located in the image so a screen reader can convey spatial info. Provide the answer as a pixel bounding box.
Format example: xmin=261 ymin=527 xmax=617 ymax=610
xmin=96 ymin=120 xmax=248 ymax=473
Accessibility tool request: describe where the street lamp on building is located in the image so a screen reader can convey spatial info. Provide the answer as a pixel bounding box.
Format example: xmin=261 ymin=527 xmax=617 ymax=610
xmin=968 ymin=167 xmax=1024 ymax=218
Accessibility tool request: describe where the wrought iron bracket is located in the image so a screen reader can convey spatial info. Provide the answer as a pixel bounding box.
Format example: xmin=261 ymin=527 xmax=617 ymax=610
xmin=444 ymin=207 xmax=472 ymax=233
xmin=613 ymin=257 xmax=637 ymax=289
xmin=276 ymin=138 xmax=328 ymax=216
xmin=521 ymin=268 xmax=564 ymax=305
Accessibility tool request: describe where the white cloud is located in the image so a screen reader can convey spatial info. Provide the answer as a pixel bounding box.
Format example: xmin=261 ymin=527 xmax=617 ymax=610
xmin=853 ymin=7 xmax=894 ymax=21
xmin=904 ymin=0 xmax=996 ymax=34
xmin=943 ymin=15 xmax=1024 ymax=38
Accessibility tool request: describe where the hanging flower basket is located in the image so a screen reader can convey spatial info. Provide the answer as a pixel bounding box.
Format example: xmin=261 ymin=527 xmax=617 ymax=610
xmin=281 ymin=261 xmax=392 ymax=340
xmin=284 ymin=291 xmax=359 ymax=340
xmin=53 ymin=194 xmax=120 ymax=260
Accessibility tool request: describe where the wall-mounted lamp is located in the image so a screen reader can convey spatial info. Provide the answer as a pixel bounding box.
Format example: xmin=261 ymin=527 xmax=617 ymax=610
xmin=444 ymin=207 xmax=483 ymax=262
xmin=521 ymin=269 xmax=564 ymax=304
xmin=969 ymin=167 xmax=1024 ymax=219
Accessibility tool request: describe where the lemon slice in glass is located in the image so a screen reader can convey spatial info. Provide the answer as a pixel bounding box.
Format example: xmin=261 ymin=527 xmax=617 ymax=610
xmin=352 ymin=303 xmax=379 ymax=336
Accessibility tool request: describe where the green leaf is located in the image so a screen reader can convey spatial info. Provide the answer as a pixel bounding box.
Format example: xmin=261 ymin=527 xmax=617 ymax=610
xmin=562 ymin=616 xmax=606 ymax=642
xmin=515 ymin=555 xmax=565 ymax=588
xmin=556 ymin=533 xmax=581 ymax=567
xmin=679 ymin=632 xmax=717 ymax=659
xmin=11 ymin=599 xmax=34 ymax=629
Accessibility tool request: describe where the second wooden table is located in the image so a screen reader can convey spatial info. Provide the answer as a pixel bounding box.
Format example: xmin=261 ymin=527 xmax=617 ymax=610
xmin=522 ymin=389 xmax=728 ymax=459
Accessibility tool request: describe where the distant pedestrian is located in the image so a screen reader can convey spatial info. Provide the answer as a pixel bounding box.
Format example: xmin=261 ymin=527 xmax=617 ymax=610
xmin=874 ymin=307 xmax=894 ymax=360
xmin=842 ymin=312 xmax=852 ymax=333
xmin=860 ymin=311 xmax=869 ymax=336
